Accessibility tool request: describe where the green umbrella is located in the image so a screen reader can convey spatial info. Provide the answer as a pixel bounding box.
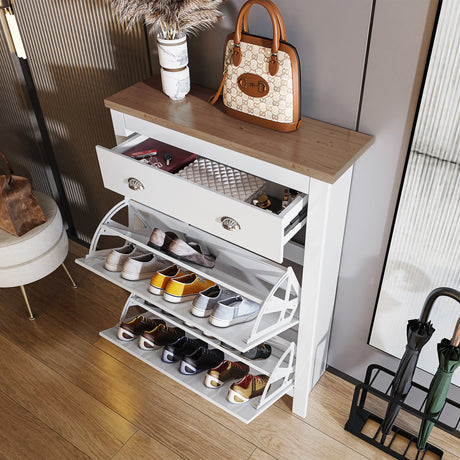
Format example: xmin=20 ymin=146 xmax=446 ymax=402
xmin=416 ymin=317 xmax=460 ymax=451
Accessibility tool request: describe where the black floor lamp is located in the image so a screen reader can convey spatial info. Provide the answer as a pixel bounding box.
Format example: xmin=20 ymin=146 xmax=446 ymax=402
xmin=0 ymin=0 xmax=75 ymax=235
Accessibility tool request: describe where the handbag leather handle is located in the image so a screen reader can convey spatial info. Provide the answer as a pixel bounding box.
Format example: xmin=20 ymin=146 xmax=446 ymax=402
xmin=0 ymin=151 xmax=14 ymax=184
xmin=233 ymin=0 xmax=281 ymax=75
xmin=242 ymin=0 xmax=287 ymax=42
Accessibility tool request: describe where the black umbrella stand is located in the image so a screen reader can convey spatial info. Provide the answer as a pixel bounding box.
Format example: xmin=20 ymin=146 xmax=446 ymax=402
xmin=344 ymin=287 xmax=460 ymax=459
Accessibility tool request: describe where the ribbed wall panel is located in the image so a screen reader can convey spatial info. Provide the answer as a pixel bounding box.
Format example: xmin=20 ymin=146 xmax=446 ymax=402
xmin=12 ymin=0 xmax=151 ymax=241
xmin=370 ymin=0 xmax=460 ymax=385
xmin=0 ymin=25 xmax=52 ymax=196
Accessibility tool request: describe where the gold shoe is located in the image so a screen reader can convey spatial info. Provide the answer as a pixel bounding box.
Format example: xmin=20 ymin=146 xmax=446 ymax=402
xmin=163 ymin=273 xmax=215 ymax=303
xmin=227 ymin=374 xmax=269 ymax=404
xmin=148 ymin=264 xmax=189 ymax=295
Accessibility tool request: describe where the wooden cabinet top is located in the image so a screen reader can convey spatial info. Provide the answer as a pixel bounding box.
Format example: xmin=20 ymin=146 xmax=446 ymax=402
xmin=105 ymin=78 xmax=374 ymax=184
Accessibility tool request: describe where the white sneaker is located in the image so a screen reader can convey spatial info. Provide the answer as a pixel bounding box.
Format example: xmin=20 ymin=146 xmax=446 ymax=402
xmin=209 ymin=296 xmax=260 ymax=328
xmin=104 ymin=244 xmax=143 ymax=272
xmin=121 ymin=253 xmax=169 ymax=281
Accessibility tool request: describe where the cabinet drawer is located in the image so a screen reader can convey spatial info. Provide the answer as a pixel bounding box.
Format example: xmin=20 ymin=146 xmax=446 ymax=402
xmin=96 ymin=135 xmax=307 ymax=262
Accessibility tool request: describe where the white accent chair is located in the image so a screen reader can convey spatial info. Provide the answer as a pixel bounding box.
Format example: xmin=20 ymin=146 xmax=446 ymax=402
xmin=0 ymin=191 xmax=77 ymax=320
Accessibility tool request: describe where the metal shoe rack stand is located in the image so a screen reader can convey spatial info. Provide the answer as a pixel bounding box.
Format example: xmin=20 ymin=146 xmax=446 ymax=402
xmin=345 ymin=363 xmax=460 ymax=459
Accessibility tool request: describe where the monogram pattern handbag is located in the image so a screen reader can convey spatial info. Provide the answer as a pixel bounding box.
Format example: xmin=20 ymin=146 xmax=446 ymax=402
xmin=210 ymin=0 xmax=301 ymax=132
xmin=0 ymin=151 xmax=46 ymax=236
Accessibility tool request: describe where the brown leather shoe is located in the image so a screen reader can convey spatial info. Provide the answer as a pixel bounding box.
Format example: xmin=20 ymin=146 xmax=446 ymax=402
xmin=227 ymin=374 xmax=269 ymax=404
xmin=117 ymin=316 xmax=165 ymax=341
xmin=138 ymin=324 xmax=185 ymax=350
xmin=205 ymin=360 xmax=249 ymax=388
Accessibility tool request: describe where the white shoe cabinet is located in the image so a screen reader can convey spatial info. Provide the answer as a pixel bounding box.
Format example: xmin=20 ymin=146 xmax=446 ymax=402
xmin=76 ymin=78 xmax=373 ymax=423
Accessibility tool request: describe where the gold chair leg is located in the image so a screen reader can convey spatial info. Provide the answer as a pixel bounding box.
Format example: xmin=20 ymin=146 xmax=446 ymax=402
xmin=61 ymin=263 xmax=78 ymax=288
xmin=19 ymin=285 xmax=36 ymax=321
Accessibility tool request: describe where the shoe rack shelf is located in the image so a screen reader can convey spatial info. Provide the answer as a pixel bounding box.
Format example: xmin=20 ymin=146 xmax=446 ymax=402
xmin=77 ymin=253 xmax=298 ymax=352
xmin=85 ymin=198 xmax=298 ymax=304
xmin=78 ymin=78 xmax=374 ymax=422
xmin=100 ymin=309 xmax=295 ymax=424
xmin=118 ymin=293 xmax=294 ymax=375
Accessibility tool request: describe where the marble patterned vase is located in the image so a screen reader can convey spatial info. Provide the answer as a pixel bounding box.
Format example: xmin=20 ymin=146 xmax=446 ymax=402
xmin=157 ymin=33 xmax=190 ymax=100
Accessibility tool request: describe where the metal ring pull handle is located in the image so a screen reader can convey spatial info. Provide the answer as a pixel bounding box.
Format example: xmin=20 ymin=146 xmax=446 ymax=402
xmin=221 ymin=216 xmax=241 ymax=231
xmin=128 ymin=177 xmax=144 ymax=191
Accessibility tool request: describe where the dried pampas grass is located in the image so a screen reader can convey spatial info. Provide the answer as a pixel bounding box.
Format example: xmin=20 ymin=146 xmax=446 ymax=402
xmin=112 ymin=0 xmax=224 ymax=39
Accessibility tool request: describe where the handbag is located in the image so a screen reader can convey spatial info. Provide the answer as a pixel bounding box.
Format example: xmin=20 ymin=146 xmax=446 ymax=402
xmin=0 ymin=151 xmax=46 ymax=236
xmin=210 ymin=0 xmax=301 ymax=132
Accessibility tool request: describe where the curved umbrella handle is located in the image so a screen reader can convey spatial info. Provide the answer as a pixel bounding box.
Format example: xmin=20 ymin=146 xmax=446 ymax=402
xmin=451 ymin=317 xmax=460 ymax=347
xmin=419 ymin=287 xmax=460 ymax=324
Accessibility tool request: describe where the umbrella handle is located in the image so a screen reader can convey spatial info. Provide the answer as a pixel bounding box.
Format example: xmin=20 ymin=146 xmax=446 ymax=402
xmin=451 ymin=317 xmax=460 ymax=347
xmin=419 ymin=287 xmax=460 ymax=323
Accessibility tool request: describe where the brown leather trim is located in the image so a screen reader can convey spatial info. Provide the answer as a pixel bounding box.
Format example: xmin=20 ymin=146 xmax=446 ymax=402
xmin=224 ymin=106 xmax=300 ymax=132
xmin=209 ymin=71 xmax=227 ymax=105
xmin=234 ymin=1 xmax=280 ymax=57
xmin=225 ymin=32 xmax=301 ymax=124
xmin=242 ymin=0 xmax=287 ymax=41
xmin=237 ymin=73 xmax=269 ymax=97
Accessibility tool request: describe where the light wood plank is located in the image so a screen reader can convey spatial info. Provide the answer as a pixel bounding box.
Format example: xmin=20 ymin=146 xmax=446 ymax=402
xmin=104 ymin=78 xmax=374 ymax=184
xmin=0 ymin=391 xmax=89 ymax=459
xmin=276 ymin=383 xmax=394 ymax=460
xmin=0 ymin=301 xmax=254 ymax=460
xmin=249 ymin=449 xmax=277 ymax=460
xmin=96 ymin=339 xmax=368 ymax=460
xmin=113 ymin=431 xmax=182 ymax=460
xmin=0 ymin=334 xmax=136 ymax=459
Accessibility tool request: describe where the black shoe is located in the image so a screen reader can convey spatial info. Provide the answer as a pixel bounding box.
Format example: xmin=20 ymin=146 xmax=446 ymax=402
xmin=138 ymin=324 xmax=185 ymax=350
xmin=179 ymin=347 xmax=225 ymax=375
xmin=241 ymin=343 xmax=272 ymax=360
xmin=162 ymin=336 xmax=208 ymax=363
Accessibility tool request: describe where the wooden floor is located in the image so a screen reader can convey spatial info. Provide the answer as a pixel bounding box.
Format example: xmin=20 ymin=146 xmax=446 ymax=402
xmin=0 ymin=240 xmax=458 ymax=460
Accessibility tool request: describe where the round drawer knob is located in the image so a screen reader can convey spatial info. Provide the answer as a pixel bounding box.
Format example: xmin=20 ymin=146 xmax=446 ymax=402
xmin=128 ymin=177 xmax=144 ymax=191
xmin=221 ymin=216 xmax=241 ymax=231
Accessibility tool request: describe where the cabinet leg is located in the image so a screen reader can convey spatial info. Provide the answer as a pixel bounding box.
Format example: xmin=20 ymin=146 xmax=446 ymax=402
xmin=19 ymin=285 xmax=36 ymax=321
xmin=293 ymin=169 xmax=353 ymax=418
xmin=62 ymin=263 xmax=78 ymax=288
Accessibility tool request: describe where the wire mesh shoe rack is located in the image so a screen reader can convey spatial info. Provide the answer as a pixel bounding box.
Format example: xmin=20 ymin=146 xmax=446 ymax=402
xmin=76 ymin=198 xmax=301 ymax=423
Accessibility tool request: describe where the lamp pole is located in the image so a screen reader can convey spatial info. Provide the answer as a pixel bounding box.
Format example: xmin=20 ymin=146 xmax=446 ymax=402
xmin=0 ymin=0 xmax=75 ymax=235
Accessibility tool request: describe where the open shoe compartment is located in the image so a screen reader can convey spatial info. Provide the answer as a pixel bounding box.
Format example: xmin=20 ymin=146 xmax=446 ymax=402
xmin=99 ymin=294 xmax=296 ymax=424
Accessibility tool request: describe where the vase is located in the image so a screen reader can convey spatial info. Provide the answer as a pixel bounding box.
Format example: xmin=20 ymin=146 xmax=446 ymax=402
xmin=157 ymin=33 xmax=190 ymax=100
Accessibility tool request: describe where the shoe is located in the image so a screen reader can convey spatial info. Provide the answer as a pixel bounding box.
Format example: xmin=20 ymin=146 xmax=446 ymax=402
xmin=163 ymin=274 xmax=215 ymax=303
xmin=148 ymin=264 xmax=188 ymax=295
xmin=241 ymin=343 xmax=272 ymax=360
xmin=117 ymin=316 xmax=165 ymax=341
xmin=148 ymin=228 xmax=178 ymax=251
xmin=209 ymin=296 xmax=260 ymax=328
xmin=121 ymin=253 xmax=169 ymax=281
xmin=227 ymin=374 xmax=269 ymax=404
xmin=138 ymin=324 xmax=185 ymax=350
xmin=104 ymin=244 xmax=143 ymax=272
xmin=179 ymin=347 xmax=225 ymax=375
xmin=190 ymin=285 xmax=236 ymax=317
xmin=168 ymin=238 xmax=216 ymax=268
xmin=204 ymin=360 xmax=249 ymax=388
xmin=161 ymin=336 xmax=208 ymax=363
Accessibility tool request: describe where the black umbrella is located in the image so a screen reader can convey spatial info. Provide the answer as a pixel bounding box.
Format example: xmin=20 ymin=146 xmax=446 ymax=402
xmin=380 ymin=318 xmax=434 ymax=442
xmin=380 ymin=287 xmax=460 ymax=443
